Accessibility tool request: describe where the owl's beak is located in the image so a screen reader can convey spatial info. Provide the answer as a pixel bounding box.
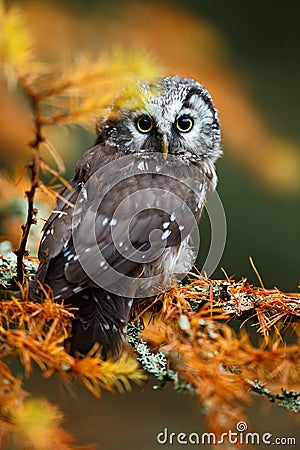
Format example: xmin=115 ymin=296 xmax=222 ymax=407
xmin=161 ymin=134 xmax=168 ymax=160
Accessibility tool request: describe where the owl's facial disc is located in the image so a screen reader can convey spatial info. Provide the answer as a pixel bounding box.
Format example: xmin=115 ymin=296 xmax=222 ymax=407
xmin=96 ymin=76 xmax=221 ymax=162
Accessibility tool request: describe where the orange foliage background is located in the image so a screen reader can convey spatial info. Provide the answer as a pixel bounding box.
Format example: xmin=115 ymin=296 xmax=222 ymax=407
xmin=1 ymin=1 xmax=299 ymax=190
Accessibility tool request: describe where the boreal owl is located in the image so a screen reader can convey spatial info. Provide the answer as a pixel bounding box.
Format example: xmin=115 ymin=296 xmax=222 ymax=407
xmin=30 ymin=76 xmax=222 ymax=357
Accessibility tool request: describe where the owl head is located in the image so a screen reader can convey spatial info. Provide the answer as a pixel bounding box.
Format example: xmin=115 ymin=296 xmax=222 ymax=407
xmin=96 ymin=76 xmax=222 ymax=162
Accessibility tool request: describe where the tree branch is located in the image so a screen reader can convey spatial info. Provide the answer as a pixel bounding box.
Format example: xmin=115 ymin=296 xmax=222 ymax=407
xmin=14 ymin=89 xmax=43 ymax=285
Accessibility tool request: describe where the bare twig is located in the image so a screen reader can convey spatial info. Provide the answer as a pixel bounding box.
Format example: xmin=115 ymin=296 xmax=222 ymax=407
xmin=14 ymin=88 xmax=43 ymax=285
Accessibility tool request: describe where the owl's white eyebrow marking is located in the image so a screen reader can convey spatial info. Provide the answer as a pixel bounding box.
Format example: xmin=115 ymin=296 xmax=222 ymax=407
xmin=110 ymin=218 xmax=117 ymax=226
xmin=102 ymin=217 xmax=109 ymax=226
xmin=163 ymin=221 xmax=170 ymax=229
xmin=161 ymin=229 xmax=172 ymax=240
xmin=170 ymin=212 xmax=176 ymax=221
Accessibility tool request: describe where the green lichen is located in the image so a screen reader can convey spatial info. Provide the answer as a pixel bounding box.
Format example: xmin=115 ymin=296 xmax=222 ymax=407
xmin=0 ymin=241 xmax=38 ymax=289
xmin=127 ymin=322 xmax=175 ymax=389
xmin=249 ymin=380 xmax=300 ymax=412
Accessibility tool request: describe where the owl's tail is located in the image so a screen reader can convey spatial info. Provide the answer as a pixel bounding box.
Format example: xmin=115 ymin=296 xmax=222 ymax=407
xmin=68 ymin=288 xmax=132 ymax=358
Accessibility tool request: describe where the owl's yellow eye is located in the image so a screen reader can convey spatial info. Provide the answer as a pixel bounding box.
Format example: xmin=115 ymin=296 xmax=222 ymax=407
xmin=176 ymin=116 xmax=194 ymax=133
xmin=136 ymin=115 xmax=153 ymax=133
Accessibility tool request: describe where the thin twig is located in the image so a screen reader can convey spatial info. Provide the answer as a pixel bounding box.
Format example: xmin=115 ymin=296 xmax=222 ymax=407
xmin=14 ymin=88 xmax=44 ymax=285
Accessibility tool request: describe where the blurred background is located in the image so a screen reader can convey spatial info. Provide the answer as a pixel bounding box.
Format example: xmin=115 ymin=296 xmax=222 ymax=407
xmin=1 ymin=0 xmax=300 ymax=448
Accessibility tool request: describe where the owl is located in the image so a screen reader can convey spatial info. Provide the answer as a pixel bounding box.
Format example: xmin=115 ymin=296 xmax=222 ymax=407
xmin=30 ymin=76 xmax=222 ymax=357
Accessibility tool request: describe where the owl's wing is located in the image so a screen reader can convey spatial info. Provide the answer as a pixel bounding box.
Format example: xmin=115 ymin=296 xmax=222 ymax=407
xmin=33 ymin=144 xmax=210 ymax=300
xmin=36 ymin=187 xmax=75 ymax=282
xmin=32 ymin=146 xmax=119 ymax=291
